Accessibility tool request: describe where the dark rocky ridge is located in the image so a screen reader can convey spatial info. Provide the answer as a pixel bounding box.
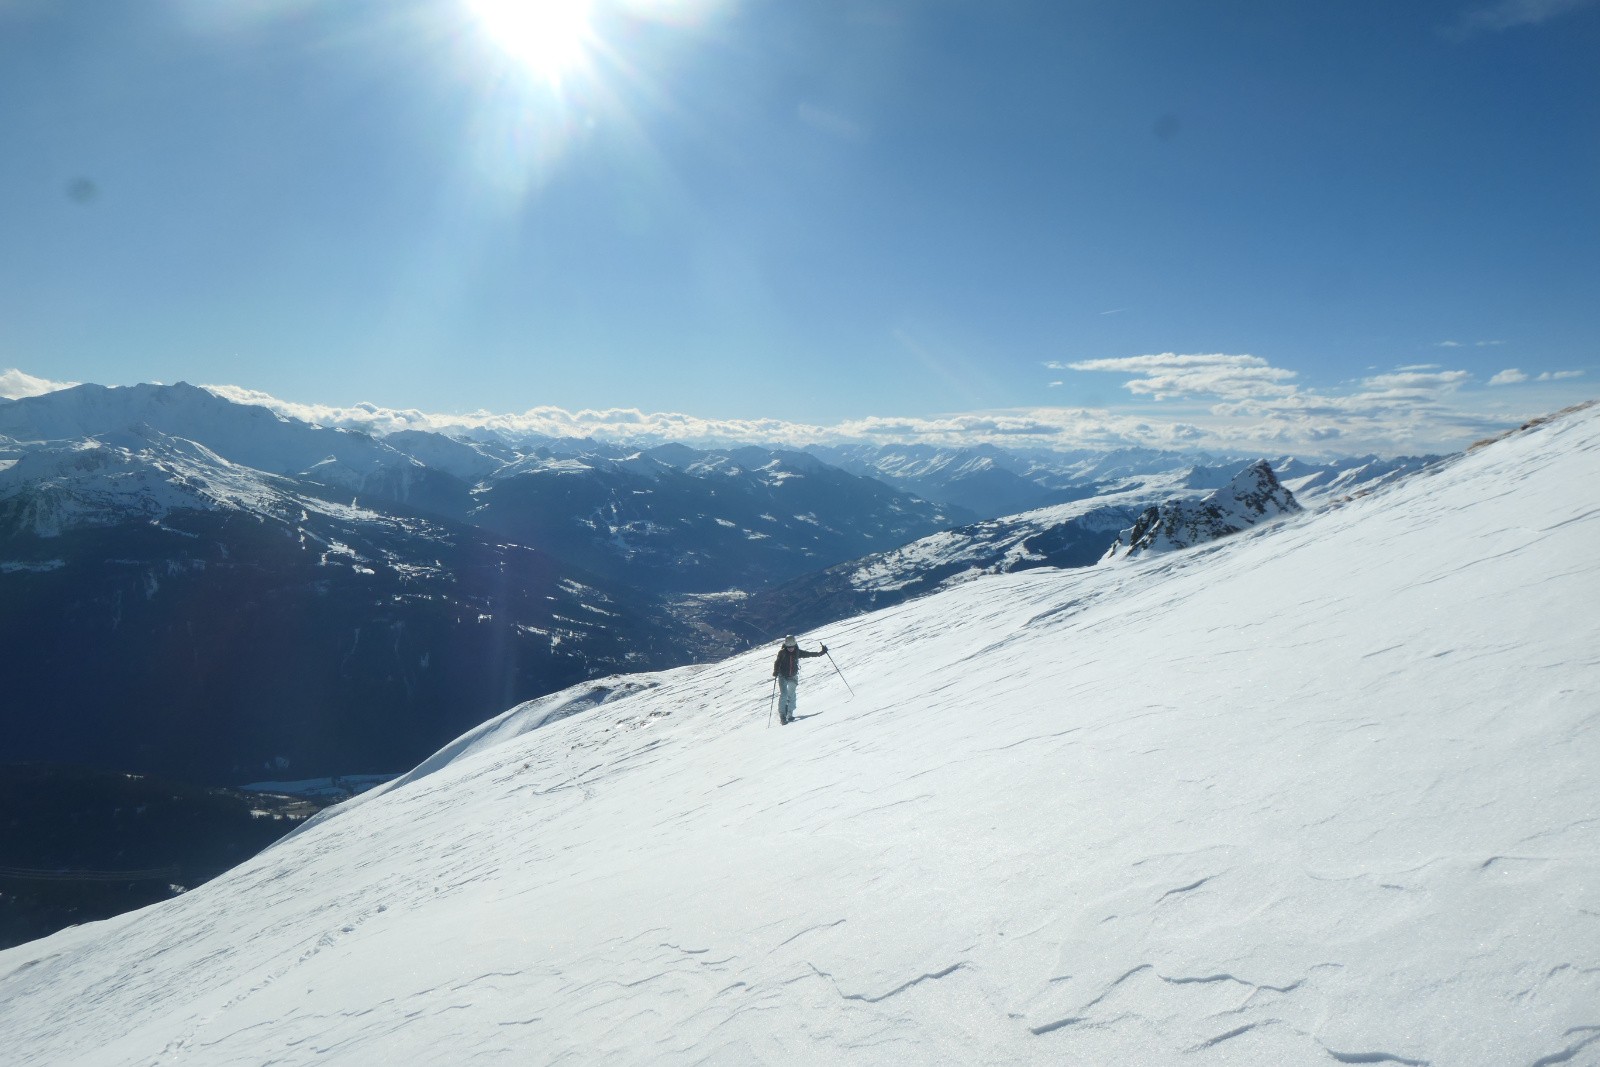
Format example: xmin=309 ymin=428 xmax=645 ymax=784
xmin=1102 ymin=460 xmax=1303 ymax=562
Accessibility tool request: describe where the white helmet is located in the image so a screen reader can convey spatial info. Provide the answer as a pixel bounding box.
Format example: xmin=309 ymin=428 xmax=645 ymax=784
xmin=783 ymin=635 xmax=797 ymax=648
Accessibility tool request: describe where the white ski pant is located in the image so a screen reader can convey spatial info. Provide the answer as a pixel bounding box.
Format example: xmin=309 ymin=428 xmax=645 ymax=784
xmin=777 ymin=676 xmax=799 ymax=720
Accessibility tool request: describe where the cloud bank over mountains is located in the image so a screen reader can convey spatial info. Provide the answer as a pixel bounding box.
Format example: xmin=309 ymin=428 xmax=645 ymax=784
xmin=1052 ymin=351 xmax=1586 ymax=453
xmin=198 ymin=355 xmax=1593 ymax=455
xmin=0 ymin=368 xmax=77 ymax=399
xmin=1 ymin=352 xmax=1590 ymax=457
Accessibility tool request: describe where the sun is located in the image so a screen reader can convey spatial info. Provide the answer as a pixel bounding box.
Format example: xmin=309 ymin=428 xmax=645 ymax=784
xmin=465 ymin=0 xmax=596 ymax=83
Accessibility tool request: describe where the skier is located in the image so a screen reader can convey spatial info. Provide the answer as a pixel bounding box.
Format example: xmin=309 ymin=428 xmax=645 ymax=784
xmin=772 ymin=635 xmax=826 ymax=725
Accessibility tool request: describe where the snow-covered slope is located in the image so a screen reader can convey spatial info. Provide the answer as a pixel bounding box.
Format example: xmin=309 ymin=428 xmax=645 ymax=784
xmin=0 ymin=382 xmax=481 ymax=529
xmin=0 ymin=425 xmax=381 ymax=537
xmin=704 ymin=461 xmax=1290 ymax=642
xmin=1101 ymin=459 xmax=1303 ymax=562
xmin=0 ymin=382 xmax=963 ymax=591
xmin=381 ymin=429 xmax=515 ymax=482
xmin=1274 ymin=453 xmax=1441 ymax=503
xmin=3 ymin=405 xmax=1598 ymax=1065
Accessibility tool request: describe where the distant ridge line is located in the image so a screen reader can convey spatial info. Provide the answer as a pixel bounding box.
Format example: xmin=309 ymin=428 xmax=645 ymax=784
xmin=0 ymin=865 xmax=179 ymax=883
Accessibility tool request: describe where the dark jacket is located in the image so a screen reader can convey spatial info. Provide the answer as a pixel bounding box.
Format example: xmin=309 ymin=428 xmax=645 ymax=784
xmin=773 ymin=645 xmax=824 ymax=679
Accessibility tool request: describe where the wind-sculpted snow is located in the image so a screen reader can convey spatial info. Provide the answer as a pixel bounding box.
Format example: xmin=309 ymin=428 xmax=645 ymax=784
xmin=306 ymin=674 xmax=673 ymax=825
xmin=2 ymin=405 xmax=1598 ymax=1064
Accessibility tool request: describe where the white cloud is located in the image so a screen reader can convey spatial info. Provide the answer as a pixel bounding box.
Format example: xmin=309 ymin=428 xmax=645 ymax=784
xmin=204 ymin=383 xmax=842 ymax=449
xmin=0 ymin=368 xmax=77 ymax=399
xmin=199 ymin=382 xmax=1259 ymax=455
xmin=1054 ymin=351 xmax=1590 ymax=454
xmin=1452 ymin=0 xmax=1599 ymax=35
xmin=1435 ymin=340 xmax=1463 ymax=348
xmin=189 ymin=346 xmax=1591 ymax=465
xmin=1053 ymin=353 xmax=1297 ymax=403
xmin=203 ymin=386 xmax=440 ymax=434
xmin=1489 ymin=369 xmax=1530 ymax=385
xmin=1361 ymin=368 xmax=1471 ymax=393
xmin=1539 ymin=370 xmax=1585 ymax=381
xmin=1476 ymin=340 xmax=1507 ymax=347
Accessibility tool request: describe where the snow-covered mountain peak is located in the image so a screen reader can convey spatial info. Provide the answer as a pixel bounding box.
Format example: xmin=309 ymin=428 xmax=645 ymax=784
xmin=0 ymin=420 xmax=393 ymax=537
xmin=1101 ymin=458 xmax=1302 ymax=562
xmin=3 ymin=426 xmax=229 ymax=528
xmin=0 ymin=381 xmax=417 ymax=483
xmin=1228 ymin=457 xmax=1285 ymax=498
xmin=0 ymin=381 xmax=257 ymax=444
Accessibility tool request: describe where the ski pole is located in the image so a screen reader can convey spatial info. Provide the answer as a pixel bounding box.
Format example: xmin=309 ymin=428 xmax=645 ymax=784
xmin=824 ymin=649 xmax=855 ymax=698
xmin=767 ymin=677 xmax=777 ymax=728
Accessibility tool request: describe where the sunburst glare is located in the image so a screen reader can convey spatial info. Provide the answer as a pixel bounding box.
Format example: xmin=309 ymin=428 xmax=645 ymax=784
xmin=464 ymin=0 xmax=596 ymax=85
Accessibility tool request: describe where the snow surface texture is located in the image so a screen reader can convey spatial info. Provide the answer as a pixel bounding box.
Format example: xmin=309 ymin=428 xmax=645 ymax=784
xmin=2 ymin=405 xmax=1598 ymax=1065
xmin=1102 ymin=459 xmax=1303 ymax=562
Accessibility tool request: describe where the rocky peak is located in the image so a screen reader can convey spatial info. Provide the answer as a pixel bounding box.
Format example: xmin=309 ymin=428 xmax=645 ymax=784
xmin=1101 ymin=459 xmax=1301 ymax=562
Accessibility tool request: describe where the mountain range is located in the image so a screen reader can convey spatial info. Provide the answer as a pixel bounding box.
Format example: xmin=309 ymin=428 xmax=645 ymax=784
xmin=1 ymin=380 xmax=1435 ymax=785
xmin=1 ymin=399 xmax=1592 ymax=1065
xmin=704 ymin=460 xmax=1314 ymax=640
xmin=807 ymin=440 xmax=1434 ymax=519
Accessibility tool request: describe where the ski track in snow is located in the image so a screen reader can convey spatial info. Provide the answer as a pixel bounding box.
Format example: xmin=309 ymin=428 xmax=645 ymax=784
xmin=2 ymin=406 xmax=1600 ymax=1064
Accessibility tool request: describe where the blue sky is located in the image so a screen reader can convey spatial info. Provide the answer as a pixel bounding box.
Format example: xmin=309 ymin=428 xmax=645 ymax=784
xmin=1 ymin=0 xmax=1596 ymax=454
